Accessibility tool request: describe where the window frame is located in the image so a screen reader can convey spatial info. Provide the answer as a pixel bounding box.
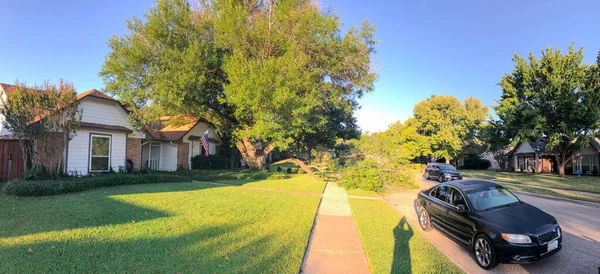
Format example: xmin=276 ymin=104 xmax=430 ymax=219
xmin=89 ymin=133 xmax=112 ymax=173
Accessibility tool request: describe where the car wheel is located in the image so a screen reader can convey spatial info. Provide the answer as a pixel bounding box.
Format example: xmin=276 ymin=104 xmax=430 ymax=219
xmin=418 ymin=207 xmax=431 ymax=231
xmin=438 ymin=175 xmax=444 ymax=183
xmin=473 ymin=234 xmax=498 ymax=269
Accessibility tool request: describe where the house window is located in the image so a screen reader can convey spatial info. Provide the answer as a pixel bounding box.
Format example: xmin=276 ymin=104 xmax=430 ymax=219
xmin=89 ymin=134 xmax=111 ymax=172
xmin=581 ymin=155 xmax=598 ymax=174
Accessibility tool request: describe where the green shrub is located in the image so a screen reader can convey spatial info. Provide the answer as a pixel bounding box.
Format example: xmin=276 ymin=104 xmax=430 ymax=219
xmin=190 ymin=154 xmax=230 ymax=170
xmin=276 ymin=166 xmax=282 ymax=172
xmin=4 ymin=173 xmax=189 ymax=197
xmin=268 ymin=173 xmax=290 ymax=180
xmin=338 ymin=158 xmax=418 ymax=193
xmin=461 ymin=155 xmax=492 ymax=170
xmin=297 ymin=168 xmax=306 ymax=174
xmin=339 ymin=158 xmax=383 ymax=192
xmin=286 ymin=167 xmax=292 ymax=174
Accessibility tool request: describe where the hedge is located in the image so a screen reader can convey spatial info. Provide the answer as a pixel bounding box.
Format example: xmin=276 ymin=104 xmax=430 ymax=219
xmin=3 ymin=173 xmax=190 ymax=197
xmin=190 ymin=154 xmax=231 ymax=170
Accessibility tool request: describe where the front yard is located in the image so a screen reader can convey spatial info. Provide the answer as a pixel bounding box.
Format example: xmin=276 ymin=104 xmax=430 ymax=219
xmin=460 ymin=170 xmax=600 ymax=194
xmin=0 ymin=178 xmax=321 ymax=272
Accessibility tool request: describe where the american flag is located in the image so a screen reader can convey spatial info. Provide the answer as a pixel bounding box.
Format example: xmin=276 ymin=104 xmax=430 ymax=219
xmin=201 ymin=130 xmax=210 ymax=156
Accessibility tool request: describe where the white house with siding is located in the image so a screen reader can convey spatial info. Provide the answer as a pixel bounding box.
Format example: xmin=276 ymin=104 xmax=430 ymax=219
xmin=1 ymin=83 xmax=221 ymax=174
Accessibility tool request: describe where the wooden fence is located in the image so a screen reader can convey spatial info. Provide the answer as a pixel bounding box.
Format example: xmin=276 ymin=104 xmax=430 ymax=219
xmin=0 ymin=140 xmax=30 ymax=182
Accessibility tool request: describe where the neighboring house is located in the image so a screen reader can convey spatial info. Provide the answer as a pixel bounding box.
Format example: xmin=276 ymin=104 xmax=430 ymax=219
xmin=506 ymin=138 xmax=600 ymax=175
xmin=1 ymin=82 xmax=221 ymax=175
xmin=142 ymin=116 xmax=222 ymax=171
xmin=1 ymin=83 xmax=146 ymax=175
xmin=506 ymin=140 xmax=555 ymax=173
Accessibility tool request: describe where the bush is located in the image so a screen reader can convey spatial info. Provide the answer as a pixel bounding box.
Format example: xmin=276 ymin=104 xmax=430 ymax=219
xmin=4 ymin=173 xmax=189 ymax=197
xmin=268 ymin=173 xmax=290 ymax=180
xmin=286 ymin=167 xmax=292 ymax=174
xmin=462 ymin=155 xmax=492 ymax=170
xmin=297 ymin=168 xmax=306 ymax=174
xmin=190 ymin=154 xmax=230 ymax=170
xmin=339 ymin=158 xmax=383 ymax=192
xmin=276 ymin=166 xmax=282 ymax=172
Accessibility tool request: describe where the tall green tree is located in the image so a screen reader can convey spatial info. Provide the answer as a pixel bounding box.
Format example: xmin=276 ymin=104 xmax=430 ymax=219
xmin=481 ymin=120 xmax=514 ymax=170
xmin=412 ymin=95 xmax=488 ymax=163
xmin=496 ymin=45 xmax=600 ymax=176
xmin=100 ymin=0 xmax=377 ymax=168
xmin=1 ymin=80 xmax=81 ymax=174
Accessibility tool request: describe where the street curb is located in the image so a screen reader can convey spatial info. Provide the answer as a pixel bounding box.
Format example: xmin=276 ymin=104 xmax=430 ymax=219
xmin=377 ymin=193 xmax=470 ymax=274
xmin=510 ymin=190 xmax=600 ymax=208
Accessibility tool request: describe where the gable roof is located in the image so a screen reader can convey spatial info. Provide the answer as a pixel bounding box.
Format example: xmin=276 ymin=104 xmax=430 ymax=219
xmin=145 ymin=115 xmax=212 ymax=142
xmin=0 ymin=83 xmax=18 ymax=96
xmin=76 ymin=89 xmax=118 ymax=102
xmin=506 ymin=139 xmax=549 ymax=157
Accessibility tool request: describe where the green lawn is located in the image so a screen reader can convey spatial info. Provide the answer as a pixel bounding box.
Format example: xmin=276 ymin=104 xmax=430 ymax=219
xmin=346 ymin=188 xmax=380 ymax=198
xmin=349 ymin=198 xmax=463 ymax=274
xmin=461 ymin=170 xmax=600 ymax=194
xmin=216 ymin=174 xmax=326 ymax=193
xmin=0 ymin=181 xmax=321 ymax=273
xmin=503 ymin=184 xmax=600 ymax=203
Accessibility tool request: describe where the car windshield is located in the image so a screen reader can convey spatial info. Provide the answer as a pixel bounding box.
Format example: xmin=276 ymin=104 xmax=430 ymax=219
xmin=466 ymin=186 xmax=520 ymax=211
xmin=438 ymin=164 xmax=456 ymax=171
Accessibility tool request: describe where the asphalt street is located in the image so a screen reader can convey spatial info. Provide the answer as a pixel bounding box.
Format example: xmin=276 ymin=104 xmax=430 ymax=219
xmin=382 ymin=176 xmax=600 ymax=274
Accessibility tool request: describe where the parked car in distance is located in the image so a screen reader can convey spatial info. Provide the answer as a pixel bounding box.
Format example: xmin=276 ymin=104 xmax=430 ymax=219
xmin=424 ymin=163 xmax=463 ymax=182
xmin=416 ymin=180 xmax=562 ymax=269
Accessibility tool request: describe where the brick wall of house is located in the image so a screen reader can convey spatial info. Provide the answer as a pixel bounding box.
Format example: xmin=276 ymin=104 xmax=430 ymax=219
xmin=126 ymin=138 xmax=142 ymax=170
xmin=178 ymin=141 xmax=189 ymax=170
xmin=35 ymin=132 xmax=65 ymax=170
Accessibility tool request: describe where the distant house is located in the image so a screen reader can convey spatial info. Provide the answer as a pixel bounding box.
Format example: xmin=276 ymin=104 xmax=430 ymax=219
xmin=0 ymin=83 xmax=221 ymax=175
xmin=506 ymin=138 xmax=600 ymax=175
xmin=142 ymin=116 xmax=222 ymax=171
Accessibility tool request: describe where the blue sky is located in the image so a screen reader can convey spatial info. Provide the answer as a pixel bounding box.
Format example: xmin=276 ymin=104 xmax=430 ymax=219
xmin=2 ymin=0 xmax=600 ymax=132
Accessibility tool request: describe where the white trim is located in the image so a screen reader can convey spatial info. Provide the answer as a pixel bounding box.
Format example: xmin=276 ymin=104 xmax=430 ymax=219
xmin=89 ymin=134 xmax=112 ymax=172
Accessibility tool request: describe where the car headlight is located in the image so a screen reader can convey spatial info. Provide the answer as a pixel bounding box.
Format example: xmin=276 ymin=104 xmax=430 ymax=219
xmin=502 ymin=233 xmax=532 ymax=244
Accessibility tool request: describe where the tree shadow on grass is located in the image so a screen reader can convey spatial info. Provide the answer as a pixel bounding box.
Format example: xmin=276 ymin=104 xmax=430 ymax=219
xmin=391 ymin=216 xmax=413 ymax=273
xmin=0 ymin=183 xmax=223 ymax=239
xmin=0 ymin=221 xmax=302 ymax=273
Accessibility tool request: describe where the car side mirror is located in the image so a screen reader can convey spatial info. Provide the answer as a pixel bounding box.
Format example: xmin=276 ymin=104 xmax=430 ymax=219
xmin=456 ymin=204 xmax=467 ymax=213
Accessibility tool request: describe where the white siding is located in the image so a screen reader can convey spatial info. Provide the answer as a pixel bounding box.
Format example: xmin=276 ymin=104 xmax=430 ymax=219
xmin=66 ymin=129 xmax=127 ymax=176
xmin=183 ymin=121 xmax=222 ymax=169
xmin=159 ymin=142 xmax=178 ymax=171
xmin=79 ymin=97 xmax=145 ymax=138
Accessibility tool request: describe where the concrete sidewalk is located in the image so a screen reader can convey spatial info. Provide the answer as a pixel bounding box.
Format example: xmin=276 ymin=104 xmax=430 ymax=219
xmin=302 ymin=182 xmax=370 ymax=274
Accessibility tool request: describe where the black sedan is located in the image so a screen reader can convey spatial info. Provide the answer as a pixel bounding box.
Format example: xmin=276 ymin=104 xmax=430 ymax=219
xmin=423 ymin=163 xmax=463 ymax=182
xmin=416 ymin=180 xmax=562 ymax=269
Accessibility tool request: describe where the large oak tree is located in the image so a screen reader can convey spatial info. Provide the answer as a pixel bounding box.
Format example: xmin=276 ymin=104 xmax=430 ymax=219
xmin=100 ymin=0 xmax=377 ymax=168
xmin=412 ymin=95 xmax=488 ymax=163
xmin=496 ymin=45 xmax=600 ymax=176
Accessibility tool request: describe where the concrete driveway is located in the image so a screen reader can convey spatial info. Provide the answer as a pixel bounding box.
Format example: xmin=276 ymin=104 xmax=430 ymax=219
xmin=381 ymin=176 xmax=600 ymax=274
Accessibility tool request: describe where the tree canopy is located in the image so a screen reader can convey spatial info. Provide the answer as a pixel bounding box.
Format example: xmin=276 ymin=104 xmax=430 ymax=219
xmin=412 ymin=95 xmax=488 ymax=163
xmin=100 ymin=0 xmax=377 ymax=167
xmin=495 ymin=45 xmax=600 ymax=176
xmin=1 ymin=80 xmax=81 ymax=173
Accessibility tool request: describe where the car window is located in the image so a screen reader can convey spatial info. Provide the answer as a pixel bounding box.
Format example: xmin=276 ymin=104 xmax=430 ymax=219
xmin=438 ymin=164 xmax=457 ymax=171
xmin=466 ymin=186 xmax=520 ymax=211
xmin=429 ymin=187 xmax=438 ymax=197
xmin=435 ymin=185 xmax=450 ymax=203
xmin=449 ymin=188 xmax=467 ymax=208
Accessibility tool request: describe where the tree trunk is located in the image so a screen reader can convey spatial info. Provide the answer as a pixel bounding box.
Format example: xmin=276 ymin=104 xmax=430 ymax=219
xmin=445 ymin=158 xmax=450 ymax=164
xmin=235 ymin=137 xmax=273 ymax=169
xmin=554 ymin=152 xmax=567 ymax=177
xmin=306 ymin=144 xmax=313 ymax=164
